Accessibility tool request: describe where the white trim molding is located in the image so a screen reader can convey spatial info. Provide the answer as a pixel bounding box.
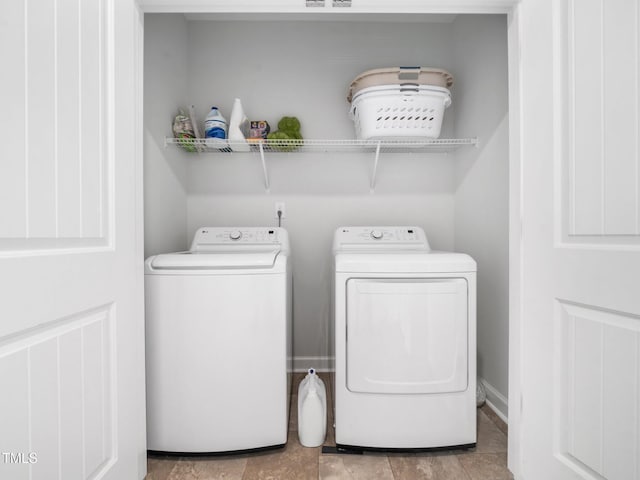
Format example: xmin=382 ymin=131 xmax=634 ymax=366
xmin=137 ymin=0 xmax=518 ymax=15
xmin=480 ymin=377 xmax=509 ymax=424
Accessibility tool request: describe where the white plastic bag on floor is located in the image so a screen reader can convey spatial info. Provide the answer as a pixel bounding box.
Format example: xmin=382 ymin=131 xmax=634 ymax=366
xmin=476 ymin=380 xmax=487 ymax=407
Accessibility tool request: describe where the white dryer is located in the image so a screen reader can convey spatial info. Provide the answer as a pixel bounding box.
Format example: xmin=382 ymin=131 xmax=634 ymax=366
xmin=145 ymin=227 xmax=292 ymax=454
xmin=332 ymin=226 xmax=476 ymax=450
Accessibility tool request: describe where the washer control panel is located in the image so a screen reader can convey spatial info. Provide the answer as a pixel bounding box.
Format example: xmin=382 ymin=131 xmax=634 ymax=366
xmin=190 ymin=227 xmax=287 ymax=252
xmin=333 ymin=226 xmax=430 ymax=251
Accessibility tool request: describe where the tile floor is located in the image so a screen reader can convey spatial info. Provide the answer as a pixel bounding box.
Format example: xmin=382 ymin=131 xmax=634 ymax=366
xmin=146 ymin=372 xmax=513 ymax=480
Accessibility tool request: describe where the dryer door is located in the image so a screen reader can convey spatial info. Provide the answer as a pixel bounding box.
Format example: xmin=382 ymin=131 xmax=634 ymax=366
xmin=346 ymin=278 xmax=468 ymax=394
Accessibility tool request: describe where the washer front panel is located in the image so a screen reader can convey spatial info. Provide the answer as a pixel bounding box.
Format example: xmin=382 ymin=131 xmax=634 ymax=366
xmin=346 ymin=277 xmax=468 ymax=395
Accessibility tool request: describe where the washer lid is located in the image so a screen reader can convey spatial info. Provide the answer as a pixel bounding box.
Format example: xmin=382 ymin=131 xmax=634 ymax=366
xmin=148 ymin=250 xmax=280 ymax=270
xmin=145 ymin=227 xmax=290 ymax=273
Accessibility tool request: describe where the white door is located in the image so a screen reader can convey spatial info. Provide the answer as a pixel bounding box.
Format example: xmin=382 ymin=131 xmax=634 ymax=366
xmin=516 ymin=0 xmax=640 ymax=478
xmin=0 ymin=1 xmax=145 ymax=479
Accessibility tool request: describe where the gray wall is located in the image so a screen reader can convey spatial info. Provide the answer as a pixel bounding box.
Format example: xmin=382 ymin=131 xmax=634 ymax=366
xmin=144 ymin=14 xmax=189 ymax=257
xmin=452 ymin=14 xmax=509 ymax=418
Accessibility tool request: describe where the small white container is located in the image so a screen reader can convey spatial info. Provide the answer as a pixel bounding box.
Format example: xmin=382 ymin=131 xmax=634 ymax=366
xmin=297 ymin=368 xmax=327 ymax=447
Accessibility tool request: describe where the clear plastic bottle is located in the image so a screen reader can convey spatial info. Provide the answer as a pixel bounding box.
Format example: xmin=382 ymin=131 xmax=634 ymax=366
xmin=297 ymin=368 xmax=327 ymax=447
xmin=204 ymin=106 xmax=228 ymax=145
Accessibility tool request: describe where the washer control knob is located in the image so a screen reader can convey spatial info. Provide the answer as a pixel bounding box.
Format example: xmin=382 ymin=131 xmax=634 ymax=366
xmin=371 ymin=229 xmax=383 ymax=240
xmin=229 ymin=230 xmax=242 ymax=240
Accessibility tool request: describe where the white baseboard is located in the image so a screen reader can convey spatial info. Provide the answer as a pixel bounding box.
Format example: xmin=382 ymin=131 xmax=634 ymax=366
xmin=293 ymin=356 xmax=335 ymax=372
xmin=479 ymin=377 xmax=508 ymax=424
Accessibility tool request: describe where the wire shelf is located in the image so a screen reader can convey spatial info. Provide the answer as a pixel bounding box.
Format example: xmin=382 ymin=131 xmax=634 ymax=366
xmin=164 ymin=136 xmax=478 ymax=192
xmin=164 ymin=137 xmax=478 ymax=154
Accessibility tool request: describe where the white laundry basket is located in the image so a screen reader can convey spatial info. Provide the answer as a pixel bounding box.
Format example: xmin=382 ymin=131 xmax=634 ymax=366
xmin=350 ymin=84 xmax=452 ymax=140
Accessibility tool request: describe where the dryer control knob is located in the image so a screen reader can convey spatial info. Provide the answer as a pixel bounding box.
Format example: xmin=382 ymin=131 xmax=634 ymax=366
xmin=371 ymin=229 xmax=383 ymax=240
xmin=229 ymin=230 xmax=242 ymax=240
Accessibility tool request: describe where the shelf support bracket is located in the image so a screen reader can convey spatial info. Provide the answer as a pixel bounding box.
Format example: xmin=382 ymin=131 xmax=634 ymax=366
xmin=370 ymin=141 xmax=381 ymax=193
xmin=259 ymin=143 xmax=270 ymax=192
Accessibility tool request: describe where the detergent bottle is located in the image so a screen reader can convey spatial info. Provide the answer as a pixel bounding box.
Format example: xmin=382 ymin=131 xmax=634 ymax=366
xmin=204 ymin=106 xmax=227 ymax=145
xmin=297 ymin=368 xmax=327 ymax=447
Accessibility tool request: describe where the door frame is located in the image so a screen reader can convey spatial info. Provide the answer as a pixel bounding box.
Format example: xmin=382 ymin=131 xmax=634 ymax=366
xmin=133 ymin=0 xmax=525 ymax=477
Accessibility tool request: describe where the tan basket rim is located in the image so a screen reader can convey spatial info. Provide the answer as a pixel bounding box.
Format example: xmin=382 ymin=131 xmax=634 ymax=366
xmin=351 ymin=83 xmax=451 ymax=101
xmin=347 ymin=67 xmax=454 ymax=102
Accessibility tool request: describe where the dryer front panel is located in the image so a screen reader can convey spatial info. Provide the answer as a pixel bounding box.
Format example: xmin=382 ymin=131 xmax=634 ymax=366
xmin=346 ymin=278 xmax=468 ymax=394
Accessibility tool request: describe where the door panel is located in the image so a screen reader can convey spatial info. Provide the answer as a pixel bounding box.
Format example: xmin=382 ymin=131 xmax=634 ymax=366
xmin=564 ymin=0 xmax=640 ymax=242
xmin=556 ymin=302 xmax=640 ymax=480
xmin=1 ymin=0 xmax=109 ymax=247
xmin=346 ymin=278 xmax=468 ymax=394
xmin=0 ymin=0 xmax=144 ymax=478
xmin=0 ymin=308 xmax=115 ymax=479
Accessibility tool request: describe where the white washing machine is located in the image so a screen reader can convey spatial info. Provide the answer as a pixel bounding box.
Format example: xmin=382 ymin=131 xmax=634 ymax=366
xmin=332 ymin=226 xmax=476 ymax=450
xmin=145 ymin=227 xmax=292 ymax=454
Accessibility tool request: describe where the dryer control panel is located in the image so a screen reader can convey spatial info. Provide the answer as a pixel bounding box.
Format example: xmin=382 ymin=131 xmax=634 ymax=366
xmin=190 ymin=227 xmax=289 ymax=253
xmin=333 ymin=226 xmax=430 ymax=251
